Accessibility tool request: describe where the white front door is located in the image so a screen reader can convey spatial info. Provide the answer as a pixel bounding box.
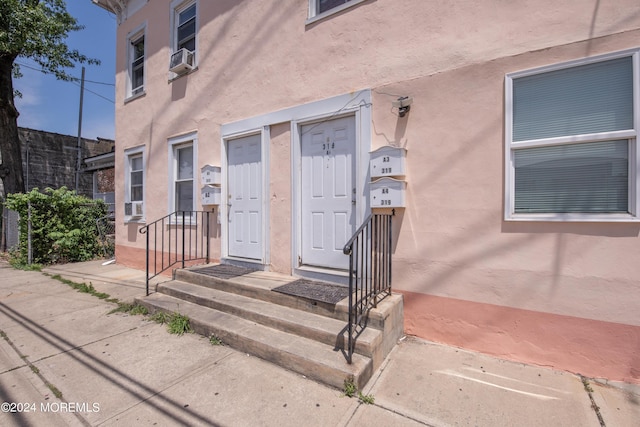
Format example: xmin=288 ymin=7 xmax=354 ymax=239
xmin=300 ymin=116 xmax=356 ymax=270
xmin=228 ymin=134 xmax=262 ymax=260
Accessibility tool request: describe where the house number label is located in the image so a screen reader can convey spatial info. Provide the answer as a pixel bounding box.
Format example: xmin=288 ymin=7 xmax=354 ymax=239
xmin=322 ymin=142 xmax=335 ymax=155
xmin=370 ymin=146 xmax=406 ymax=178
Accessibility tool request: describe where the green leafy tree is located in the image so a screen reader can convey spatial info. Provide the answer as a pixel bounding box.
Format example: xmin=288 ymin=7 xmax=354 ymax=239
xmin=0 ymin=0 xmax=99 ymax=195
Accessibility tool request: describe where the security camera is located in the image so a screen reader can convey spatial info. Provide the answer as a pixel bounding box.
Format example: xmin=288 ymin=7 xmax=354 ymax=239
xmin=392 ymin=96 xmax=413 ymax=117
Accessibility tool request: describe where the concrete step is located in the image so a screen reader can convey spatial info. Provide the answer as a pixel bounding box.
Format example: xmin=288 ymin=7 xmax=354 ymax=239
xmin=156 ymin=279 xmax=382 ymax=359
xmin=136 ymin=293 xmax=373 ymax=390
xmin=174 ymin=268 xmax=351 ymax=322
xmin=174 ymin=266 xmax=401 ymax=330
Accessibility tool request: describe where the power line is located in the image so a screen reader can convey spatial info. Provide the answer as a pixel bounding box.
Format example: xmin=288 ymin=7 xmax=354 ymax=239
xmin=70 ymin=80 xmax=115 ymax=104
xmin=15 ymin=61 xmax=115 ymax=86
xmin=15 ymin=60 xmax=115 ymax=104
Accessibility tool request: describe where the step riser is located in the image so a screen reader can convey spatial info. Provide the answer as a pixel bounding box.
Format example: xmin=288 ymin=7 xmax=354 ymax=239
xmin=174 ymin=269 xmax=351 ymax=321
xmin=175 ymin=268 xmax=389 ymax=329
xmin=158 ymin=282 xmax=379 ymax=358
xmin=137 ymin=298 xmax=373 ymax=390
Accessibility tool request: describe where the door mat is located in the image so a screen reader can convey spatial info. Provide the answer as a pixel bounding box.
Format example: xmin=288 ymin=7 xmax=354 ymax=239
xmin=193 ymin=264 xmax=257 ymax=280
xmin=273 ymin=279 xmax=350 ymax=305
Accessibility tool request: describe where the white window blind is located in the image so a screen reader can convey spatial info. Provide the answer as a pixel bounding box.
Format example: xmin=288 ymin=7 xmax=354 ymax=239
xmin=513 ymin=57 xmax=633 ymax=142
xmin=514 ymin=140 xmax=629 ymax=213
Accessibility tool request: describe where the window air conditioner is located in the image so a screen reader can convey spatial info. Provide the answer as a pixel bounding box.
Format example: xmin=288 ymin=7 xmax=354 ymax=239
xmin=131 ymin=201 xmax=144 ymax=217
xmin=125 ymin=202 xmax=144 ymax=218
xmin=169 ymin=48 xmax=194 ymax=74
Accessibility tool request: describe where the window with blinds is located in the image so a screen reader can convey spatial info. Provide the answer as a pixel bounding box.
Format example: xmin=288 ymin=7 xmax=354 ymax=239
xmin=505 ymin=50 xmax=638 ymax=220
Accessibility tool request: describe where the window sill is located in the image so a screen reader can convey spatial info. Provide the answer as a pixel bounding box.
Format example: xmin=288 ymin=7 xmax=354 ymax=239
xmin=505 ymin=213 xmax=639 ymax=222
xmin=305 ymin=0 xmax=368 ymax=25
xmin=125 ymin=90 xmax=146 ymax=104
xmin=124 ymin=217 xmax=146 ymax=224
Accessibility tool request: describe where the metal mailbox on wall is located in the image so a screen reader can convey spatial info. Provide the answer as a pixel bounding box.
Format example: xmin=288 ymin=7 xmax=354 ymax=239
xmin=370 ymin=177 xmax=406 ymax=208
xmin=370 ymin=146 xmax=406 ymax=178
xmin=201 ymin=165 xmax=221 ymax=186
xmin=201 ymin=185 xmax=221 ymax=206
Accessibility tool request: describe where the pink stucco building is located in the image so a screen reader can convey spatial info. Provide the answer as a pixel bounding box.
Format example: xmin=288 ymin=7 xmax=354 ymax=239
xmin=94 ymin=0 xmax=640 ymax=383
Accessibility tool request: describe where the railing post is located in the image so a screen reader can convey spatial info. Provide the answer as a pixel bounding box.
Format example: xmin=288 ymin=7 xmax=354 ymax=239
xmin=145 ymin=225 xmax=150 ymax=296
xmin=181 ymin=211 xmax=186 ymax=269
xmin=206 ymin=211 xmax=211 ymax=264
xmin=347 ymin=249 xmax=354 ymax=364
xmin=387 ymin=213 xmax=392 ymax=294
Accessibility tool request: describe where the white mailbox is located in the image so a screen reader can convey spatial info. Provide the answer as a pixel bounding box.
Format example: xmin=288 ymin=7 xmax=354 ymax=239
xmin=201 ymin=165 xmax=221 ymax=186
xmin=370 ymin=146 xmax=406 ymax=178
xmin=201 ymin=185 xmax=221 ymax=205
xmin=370 ymin=177 xmax=406 ymax=208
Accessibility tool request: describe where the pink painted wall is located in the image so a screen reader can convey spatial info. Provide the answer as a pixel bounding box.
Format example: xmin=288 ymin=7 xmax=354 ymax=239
xmin=108 ymin=0 xmax=640 ymax=382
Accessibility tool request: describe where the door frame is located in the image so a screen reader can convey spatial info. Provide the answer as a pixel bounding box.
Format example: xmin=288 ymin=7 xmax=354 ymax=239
xmin=220 ymin=90 xmax=372 ymax=277
xmin=221 ymin=126 xmax=270 ymax=268
xmin=292 ymin=109 xmax=371 ymax=283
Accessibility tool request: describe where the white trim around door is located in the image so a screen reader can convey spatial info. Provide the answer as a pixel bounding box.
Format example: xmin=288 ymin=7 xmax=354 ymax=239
xmin=292 ymin=110 xmax=372 ymax=283
xmin=220 ymin=90 xmax=372 ymax=279
xmin=221 ymin=127 xmax=270 ymax=268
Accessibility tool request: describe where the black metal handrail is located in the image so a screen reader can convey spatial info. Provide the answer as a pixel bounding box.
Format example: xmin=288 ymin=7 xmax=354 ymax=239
xmin=343 ymin=212 xmax=393 ymax=363
xmin=139 ymin=210 xmax=211 ymax=295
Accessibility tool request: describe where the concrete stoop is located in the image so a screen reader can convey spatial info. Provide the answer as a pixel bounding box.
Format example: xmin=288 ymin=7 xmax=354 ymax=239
xmin=135 ymin=264 xmax=404 ymax=390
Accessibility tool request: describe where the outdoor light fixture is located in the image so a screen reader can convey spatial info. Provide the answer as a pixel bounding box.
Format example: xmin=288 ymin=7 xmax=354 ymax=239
xmin=392 ymin=96 xmax=413 ymax=117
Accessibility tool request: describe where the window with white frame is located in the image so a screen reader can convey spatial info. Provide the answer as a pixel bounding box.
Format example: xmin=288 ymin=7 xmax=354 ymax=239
xmin=130 ymin=155 xmax=144 ymax=202
xmin=173 ymin=1 xmax=196 ymax=54
xmin=169 ymin=133 xmax=197 ymax=214
xmin=131 ymin=36 xmax=144 ymax=94
xmin=175 ymin=144 xmax=194 ymax=212
xmin=505 ymin=50 xmax=639 ymax=221
xmin=126 ymin=26 xmax=146 ymax=98
xmin=124 ymin=146 xmax=145 ymax=220
xmin=308 ymin=0 xmax=365 ymax=22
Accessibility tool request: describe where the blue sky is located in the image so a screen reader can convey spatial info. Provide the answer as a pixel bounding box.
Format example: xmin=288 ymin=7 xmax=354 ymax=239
xmin=14 ymin=1 xmax=117 ymax=141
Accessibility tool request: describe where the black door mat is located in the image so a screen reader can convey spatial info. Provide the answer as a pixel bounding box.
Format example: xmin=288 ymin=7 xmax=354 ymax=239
xmin=273 ymin=279 xmax=350 ymax=305
xmin=193 ymin=264 xmax=257 ymax=279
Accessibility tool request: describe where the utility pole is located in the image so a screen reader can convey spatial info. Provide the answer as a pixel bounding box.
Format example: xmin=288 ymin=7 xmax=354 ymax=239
xmin=26 ymin=138 xmax=31 ymax=265
xmin=75 ymin=66 xmax=85 ymax=192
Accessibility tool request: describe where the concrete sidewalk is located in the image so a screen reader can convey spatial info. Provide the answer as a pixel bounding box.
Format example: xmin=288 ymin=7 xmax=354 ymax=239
xmin=0 ymin=260 xmax=637 ymax=426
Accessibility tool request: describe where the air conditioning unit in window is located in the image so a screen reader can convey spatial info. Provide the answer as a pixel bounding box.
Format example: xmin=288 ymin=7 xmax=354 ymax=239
xmin=125 ymin=202 xmax=144 ymax=218
xmin=169 ymin=48 xmax=194 ymax=74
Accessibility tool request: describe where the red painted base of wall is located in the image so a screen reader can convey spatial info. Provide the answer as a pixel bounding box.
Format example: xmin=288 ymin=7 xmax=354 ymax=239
xmin=114 ymin=245 xmax=219 ymax=277
xmin=115 ymin=245 xmax=148 ymax=272
xmin=400 ymin=290 xmax=640 ymax=384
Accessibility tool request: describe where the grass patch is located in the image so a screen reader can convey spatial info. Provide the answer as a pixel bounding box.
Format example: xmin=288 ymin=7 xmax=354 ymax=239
xmin=9 ymin=260 xmax=42 ymax=271
xmin=109 ymin=303 xmax=148 ymax=316
xmin=582 ymin=376 xmax=594 ymax=393
xmin=343 ymin=377 xmax=357 ymax=398
xmin=150 ymin=311 xmax=170 ymax=325
xmin=167 ymin=312 xmax=192 ymax=336
xmin=50 ymin=275 xmax=113 ymax=301
xmin=209 ymin=335 xmax=224 ymax=346
xmin=358 ymin=391 xmax=375 ymax=404
xmin=47 ymin=382 xmax=63 ymax=399
xmin=343 ymin=377 xmax=375 ymax=404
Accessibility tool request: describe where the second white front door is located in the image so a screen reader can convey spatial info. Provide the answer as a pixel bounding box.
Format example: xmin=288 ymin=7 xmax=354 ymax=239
xmin=228 ymin=134 xmax=262 ymax=260
xmin=300 ymin=116 xmax=356 ymax=270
